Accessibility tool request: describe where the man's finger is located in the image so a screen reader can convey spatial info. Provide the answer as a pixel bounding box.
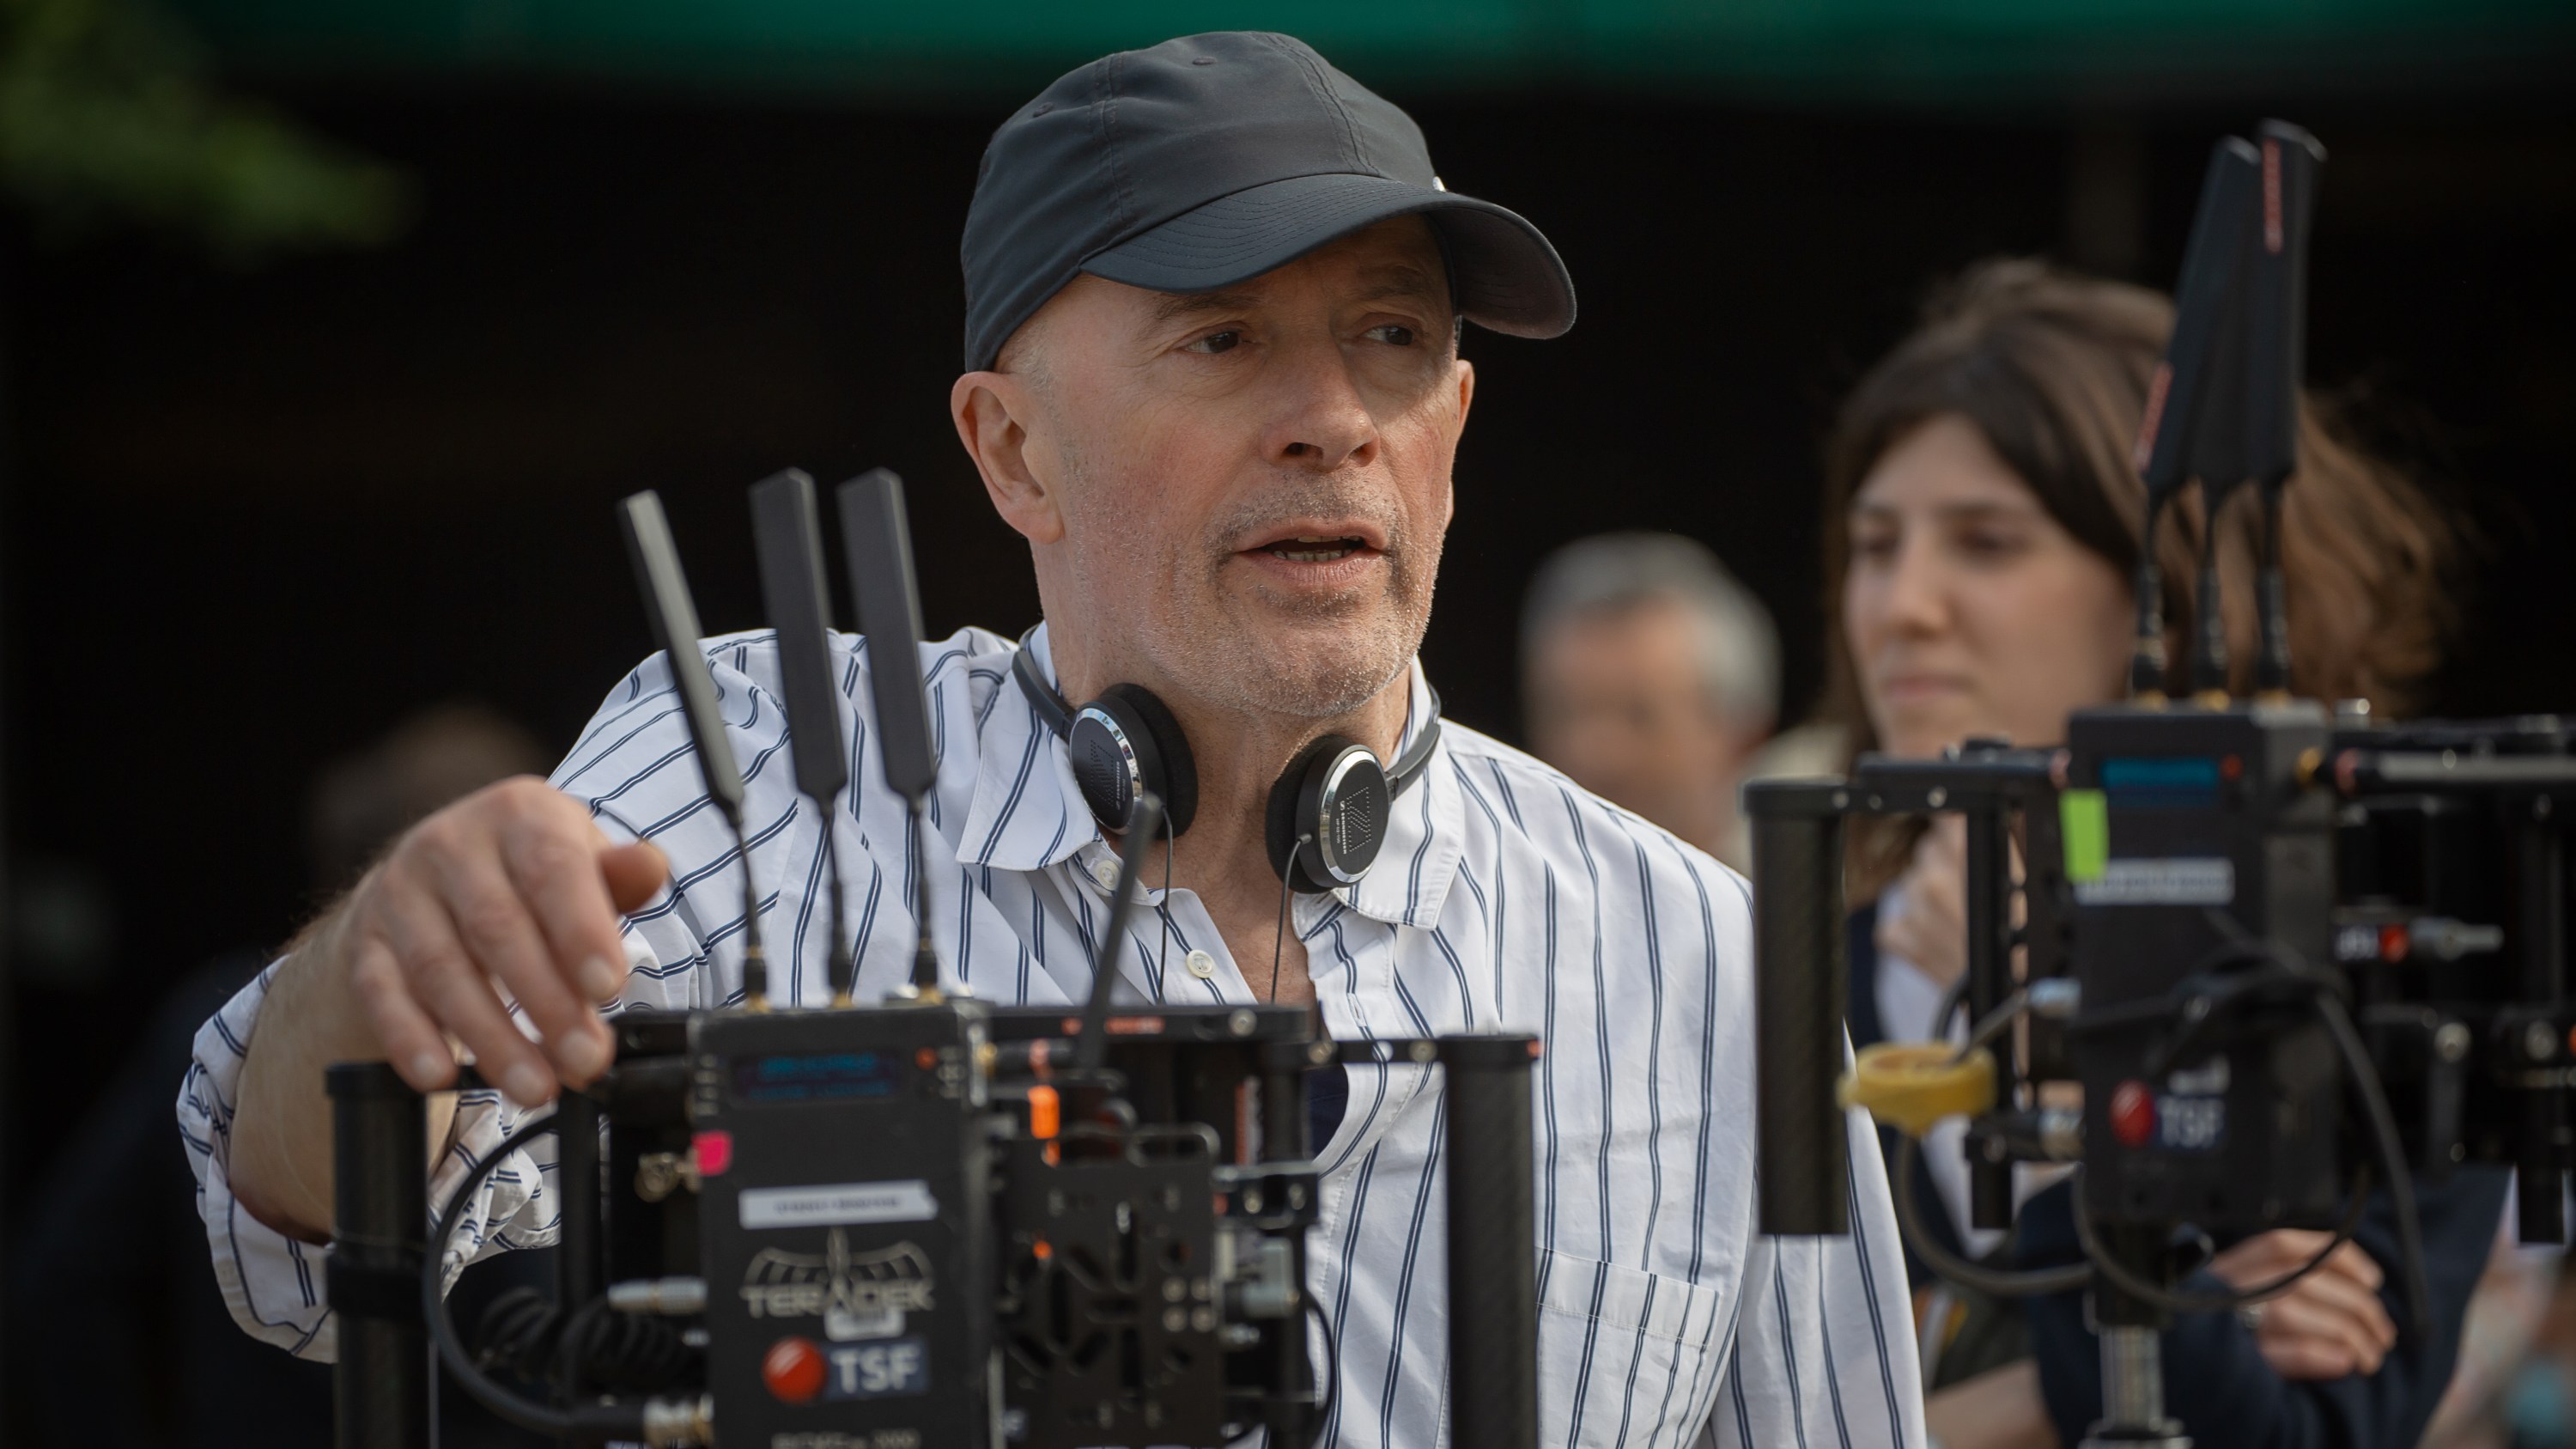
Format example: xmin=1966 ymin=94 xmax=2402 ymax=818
xmin=387 ymin=894 xmax=558 ymax=1108
xmin=439 ymin=848 xmax=609 ymax=1086
xmin=499 ymin=809 xmax=638 ymax=1013
xmin=348 ymin=932 xmax=456 ymax=1091
xmin=601 ymin=838 xmax=671 ymax=914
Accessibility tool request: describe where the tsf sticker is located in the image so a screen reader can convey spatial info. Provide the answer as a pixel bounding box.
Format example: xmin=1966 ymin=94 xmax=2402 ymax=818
xmin=823 ymin=1337 xmax=930 ymax=1400
xmin=2154 ymin=1093 xmax=2226 ymax=1151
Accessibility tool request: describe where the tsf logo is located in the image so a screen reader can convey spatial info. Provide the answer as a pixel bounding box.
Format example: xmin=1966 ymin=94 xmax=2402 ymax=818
xmin=741 ymin=1232 xmax=936 ymax=1341
xmin=825 ymin=1337 xmax=929 ymax=1400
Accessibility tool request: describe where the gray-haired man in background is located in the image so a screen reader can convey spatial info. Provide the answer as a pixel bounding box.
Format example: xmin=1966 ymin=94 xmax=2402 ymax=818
xmin=1523 ymin=533 xmax=1826 ymax=871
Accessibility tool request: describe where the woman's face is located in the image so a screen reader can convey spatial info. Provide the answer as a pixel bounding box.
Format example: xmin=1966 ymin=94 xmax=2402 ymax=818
xmin=1843 ymin=414 xmax=2136 ymax=758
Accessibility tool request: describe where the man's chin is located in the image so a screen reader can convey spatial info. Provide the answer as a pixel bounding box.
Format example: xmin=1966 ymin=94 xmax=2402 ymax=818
xmin=1198 ymin=616 xmax=1414 ymax=720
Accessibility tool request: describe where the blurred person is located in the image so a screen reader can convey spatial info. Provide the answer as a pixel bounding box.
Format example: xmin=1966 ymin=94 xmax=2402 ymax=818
xmin=1820 ymin=259 xmax=2502 ymax=1449
xmin=2420 ymin=1224 xmax=2568 ymax=1448
xmin=179 ymin=32 xmax=1926 ymax=1449
xmin=9 ymin=703 xmax=547 ymax=1448
xmin=1521 ymin=532 xmax=1780 ymax=868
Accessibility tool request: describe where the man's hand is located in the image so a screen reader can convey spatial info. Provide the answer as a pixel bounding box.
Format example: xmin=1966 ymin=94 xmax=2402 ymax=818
xmin=229 ymin=777 xmax=667 ymax=1240
xmin=342 ymin=777 xmax=666 ymax=1103
xmin=2210 ymin=1230 xmax=2397 ymax=1379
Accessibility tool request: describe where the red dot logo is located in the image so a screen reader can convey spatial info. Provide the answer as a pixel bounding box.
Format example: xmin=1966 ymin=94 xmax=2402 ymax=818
xmin=762 ymin=1336 xmax=827 ymax=1404
xmin=2110 ymin=1081 xmax=2157 ymax=1148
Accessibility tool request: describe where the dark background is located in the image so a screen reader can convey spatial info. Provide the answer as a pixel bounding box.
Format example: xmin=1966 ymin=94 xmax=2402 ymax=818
xmin=2 ymin=53 xmax=2571 ymax=1441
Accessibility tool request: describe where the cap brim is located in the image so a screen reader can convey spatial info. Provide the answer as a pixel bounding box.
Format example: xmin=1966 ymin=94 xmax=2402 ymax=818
xmin=1080 ymin=173 xmax=1575 ymax=340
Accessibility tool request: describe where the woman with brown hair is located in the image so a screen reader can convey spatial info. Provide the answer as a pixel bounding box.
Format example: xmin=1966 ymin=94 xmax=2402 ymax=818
xmin=1824 ymin=258 xmax=2508 ymax=1448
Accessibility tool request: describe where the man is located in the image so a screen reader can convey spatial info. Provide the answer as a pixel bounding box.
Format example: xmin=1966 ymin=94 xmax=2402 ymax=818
xmin=182 ymin=33 xmax=1924 ymax=1447
xmin=1522 ymin=533 xmax=1783 ymax=871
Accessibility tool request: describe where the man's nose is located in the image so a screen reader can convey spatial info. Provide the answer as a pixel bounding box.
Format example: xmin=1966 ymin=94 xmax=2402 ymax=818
xmin=1262 ymin=338 xmax=1378 ymax=472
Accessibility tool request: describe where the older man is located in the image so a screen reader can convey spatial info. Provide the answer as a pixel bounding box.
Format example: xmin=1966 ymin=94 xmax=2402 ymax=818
xmin=1522 ymin=533 xmax=1787 ymax=871
xmin=183 ymin=32 xmax=1923 ymax=1448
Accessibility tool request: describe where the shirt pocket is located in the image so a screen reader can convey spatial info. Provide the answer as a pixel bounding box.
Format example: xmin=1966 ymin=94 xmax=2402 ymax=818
xmin=1530 ymin=1249 xmax=1733 ymax=1447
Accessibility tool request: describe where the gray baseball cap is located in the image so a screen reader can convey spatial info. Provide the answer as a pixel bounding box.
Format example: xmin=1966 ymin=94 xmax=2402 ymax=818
xmin=960 ymin=31 xmax=1577 ymax=372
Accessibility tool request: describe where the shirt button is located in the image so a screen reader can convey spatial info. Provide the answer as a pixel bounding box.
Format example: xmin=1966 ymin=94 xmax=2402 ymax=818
xmin=1185 ymin=950 xmax=1218 ymax=981
xmin=1090 ymin=856 xmax=1121 ymax=890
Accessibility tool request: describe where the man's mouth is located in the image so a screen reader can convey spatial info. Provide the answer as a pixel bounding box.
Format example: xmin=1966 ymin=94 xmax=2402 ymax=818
xmin=1261 ymin=534 xmax=1370 ymax=563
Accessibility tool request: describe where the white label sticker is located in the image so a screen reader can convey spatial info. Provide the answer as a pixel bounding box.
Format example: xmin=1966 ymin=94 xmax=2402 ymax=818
xmin=740 ymin=1179 xmax=939 ymax=1230
xmin=2073 ymin=857 xmax=2234 ymax=906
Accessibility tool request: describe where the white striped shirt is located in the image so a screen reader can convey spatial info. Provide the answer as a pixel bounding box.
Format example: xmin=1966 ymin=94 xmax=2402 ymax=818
xmin=180 ymin=624 xmax=1926 ymax=1449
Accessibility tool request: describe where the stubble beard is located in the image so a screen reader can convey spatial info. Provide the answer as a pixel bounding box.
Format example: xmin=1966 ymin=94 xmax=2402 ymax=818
xmin=1060 ymin=450 xmax=1440 ymax=723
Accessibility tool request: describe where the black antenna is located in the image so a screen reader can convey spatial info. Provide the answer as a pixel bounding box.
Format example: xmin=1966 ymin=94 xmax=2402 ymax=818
xmin=617 ymin=490 xmax=768 ymax=1009
xmin=2245 ymin=121 xmax=2326 ymax=697
xmin=2134 ymin=137 xmax=2262 ymax=702
xmin=1076 ymin=793 xmax=1166 ymax=1071
xmin=835 ymin=468 xmax=943 ymax=996
xmin=749 ymin=469 xmax=854 ymax=1007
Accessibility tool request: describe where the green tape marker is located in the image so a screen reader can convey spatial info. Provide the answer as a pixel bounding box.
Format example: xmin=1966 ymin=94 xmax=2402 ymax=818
xmin=2061 ymin=789 xmax=2109 ymax=883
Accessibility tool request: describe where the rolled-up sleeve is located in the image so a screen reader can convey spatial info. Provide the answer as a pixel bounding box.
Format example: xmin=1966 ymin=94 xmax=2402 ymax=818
xmin=1704 ymin=1100 xmax=1929 ymax=1448
xmin=178 ymin=960 xmax=565 ymax=1363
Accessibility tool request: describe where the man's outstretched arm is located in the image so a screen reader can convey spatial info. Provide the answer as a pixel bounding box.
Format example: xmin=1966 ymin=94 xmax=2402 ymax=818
xmin=225 ymin=776 xmax=665 ymax=1240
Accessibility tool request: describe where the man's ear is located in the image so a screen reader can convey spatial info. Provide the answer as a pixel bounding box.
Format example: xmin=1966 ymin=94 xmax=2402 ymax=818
xmin=951 ymin=371 xmax=1064 ymax=545
xmin=1450 ymin=356 xmax=1476 ymax=443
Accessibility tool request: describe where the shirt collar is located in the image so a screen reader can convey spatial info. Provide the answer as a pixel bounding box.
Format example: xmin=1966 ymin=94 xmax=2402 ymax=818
xmin=956 ymin=623 xmax=1096 ymax=874
xmin=956 ymin=624 xmax=1464 ymax=928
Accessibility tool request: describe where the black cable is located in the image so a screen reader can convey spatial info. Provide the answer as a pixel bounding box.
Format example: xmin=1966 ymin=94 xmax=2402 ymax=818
xmin=2069 ymin=1161 xmax=2372 ymax=1316
xmin=2312 ymin=989 xmax=2434 ymax=1336
xmin=2062 ymin=920 xmax=2434 ymax=1335
xmin=1271 ymin=836 xmax=1309 ymax=1004
xmin=475 ymin=1288 xmax=700 ymax=1395
xmin=1302 ymin=1290 xmax=1340 ymax=1449
xmin=1891 ymin=1133 xmax=2092 ymax=1298
xmin=1159 ymin=826 xmax=1175 ymax=988
xmin=420 ymin=1111 xmax=645 ymax=1442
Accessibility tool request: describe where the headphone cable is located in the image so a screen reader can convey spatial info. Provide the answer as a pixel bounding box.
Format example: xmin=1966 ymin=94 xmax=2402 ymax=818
xmin=1158 ymin=827 xmax=1175 ymax=985
xmin=1270 ymin=834 xmax=1309 ymax=1004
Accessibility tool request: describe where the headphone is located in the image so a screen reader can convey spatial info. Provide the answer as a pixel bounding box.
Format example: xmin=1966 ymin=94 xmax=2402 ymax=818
xmin=1011 ymin=628 xmax=1442 ymax=894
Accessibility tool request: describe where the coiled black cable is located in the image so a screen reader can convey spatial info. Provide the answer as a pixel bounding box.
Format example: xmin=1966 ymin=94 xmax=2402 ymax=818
xmin=474 ymin=1286 xmax=702 ymax=1395
xmin=422 ymin=1111 xmax=646 ymax=1444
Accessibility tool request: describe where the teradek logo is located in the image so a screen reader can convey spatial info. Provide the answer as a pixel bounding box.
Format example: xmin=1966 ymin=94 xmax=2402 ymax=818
xmin=740 ymin=1231 xmax=937 ymax=1341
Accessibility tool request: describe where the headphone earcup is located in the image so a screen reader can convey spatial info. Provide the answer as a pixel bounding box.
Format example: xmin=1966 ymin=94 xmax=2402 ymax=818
xmin=1266 ymin=735 xmax=1391 ymax=893
xmin=1067 ymin=684 xmax=1198 ymax=837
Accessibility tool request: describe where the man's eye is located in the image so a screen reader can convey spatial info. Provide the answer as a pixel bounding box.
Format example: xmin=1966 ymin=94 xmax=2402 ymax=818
xmin=1365 ymin=324 xmax=1419 ymax=346
xmin=1183 ymin=330 xmax=1242 ymax=355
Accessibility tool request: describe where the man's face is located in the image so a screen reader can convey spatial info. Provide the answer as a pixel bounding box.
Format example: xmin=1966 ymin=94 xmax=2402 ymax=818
xmin=1525 ymin=597 xmax=1762 ymax=846
xmin=975 ymin=217 xmax=1472 ymax=721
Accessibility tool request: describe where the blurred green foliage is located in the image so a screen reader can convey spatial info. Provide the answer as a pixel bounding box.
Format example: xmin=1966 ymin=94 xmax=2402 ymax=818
xmin=0 ymin=0 xmax=409 ymax=258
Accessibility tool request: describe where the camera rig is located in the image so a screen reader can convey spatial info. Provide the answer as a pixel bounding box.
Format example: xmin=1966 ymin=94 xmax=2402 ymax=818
xmin=1753 ymin=120 xmax=2574 ymax=1449
xmin=324 ymin=471 xmax=1544 ymax=1449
